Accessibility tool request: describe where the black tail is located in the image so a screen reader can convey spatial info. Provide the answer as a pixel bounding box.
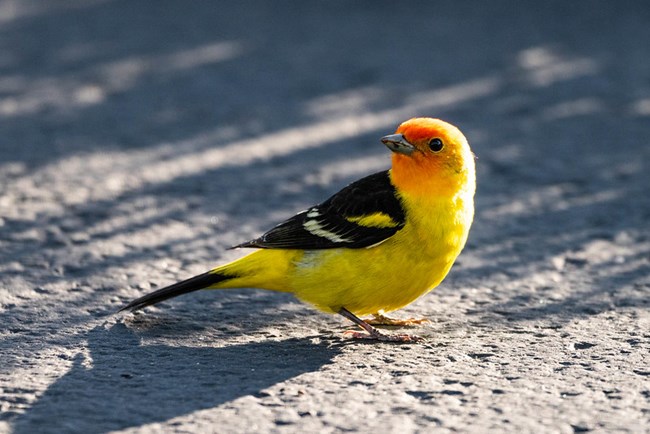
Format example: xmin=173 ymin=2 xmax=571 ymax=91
xmin=118 ymin=271 xmax=230 ymax=312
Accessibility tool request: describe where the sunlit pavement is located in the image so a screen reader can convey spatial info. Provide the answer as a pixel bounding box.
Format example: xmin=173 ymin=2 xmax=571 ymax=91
xmin=1 ymin=1 xmax=649 ymax=432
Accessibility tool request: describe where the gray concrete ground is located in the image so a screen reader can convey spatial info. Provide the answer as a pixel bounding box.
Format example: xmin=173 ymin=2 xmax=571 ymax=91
xmin=1 ymin=1 xmax=649 ymax=432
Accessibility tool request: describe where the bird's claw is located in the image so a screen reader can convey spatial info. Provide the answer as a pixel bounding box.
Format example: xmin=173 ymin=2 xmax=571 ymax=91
xmin=343 ymin=329 xmax=423 ymax=343
xmin=365 ymin=313 xmax=431 ymax=326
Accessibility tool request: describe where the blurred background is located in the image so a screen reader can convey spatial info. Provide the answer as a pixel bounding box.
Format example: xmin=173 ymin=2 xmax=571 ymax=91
xmin=1 ymin=1 xmax=649 ymax=432
xmin=1 ymin=0 xmax=648 ymax=306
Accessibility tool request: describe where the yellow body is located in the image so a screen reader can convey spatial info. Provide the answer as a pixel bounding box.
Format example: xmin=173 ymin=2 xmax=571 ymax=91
xmin=207 ymin=118 xmax=476 ymax=317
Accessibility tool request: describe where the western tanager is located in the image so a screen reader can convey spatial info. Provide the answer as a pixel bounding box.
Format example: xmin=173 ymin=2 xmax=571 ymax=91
xmin=120 ymin=118 xmax=476 ymax=342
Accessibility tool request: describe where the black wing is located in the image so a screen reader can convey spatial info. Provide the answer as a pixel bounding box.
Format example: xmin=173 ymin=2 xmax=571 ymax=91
xmin=233 ymin=171 xmax=406 ymax=250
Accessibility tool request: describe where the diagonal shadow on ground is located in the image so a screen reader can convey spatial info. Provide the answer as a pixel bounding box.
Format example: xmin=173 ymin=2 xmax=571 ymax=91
xmin=11 ymin=323 xmax=340 ymax=434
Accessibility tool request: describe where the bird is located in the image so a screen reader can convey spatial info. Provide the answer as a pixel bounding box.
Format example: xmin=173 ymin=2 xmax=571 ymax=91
xmin=119 ymin=117 xmax=476 ymax=342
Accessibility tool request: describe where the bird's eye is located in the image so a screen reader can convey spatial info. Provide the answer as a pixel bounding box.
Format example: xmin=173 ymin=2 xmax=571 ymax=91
xmin=428 ymin=138 xmax=444 ymax=152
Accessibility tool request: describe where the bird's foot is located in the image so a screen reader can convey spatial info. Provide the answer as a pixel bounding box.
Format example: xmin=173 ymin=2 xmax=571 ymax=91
xmin=365 ymin=313 xmax=430 ymax=326
xmin=343 ymin=329 xmax=422 ymax=343
xmin=338 ymin=307 xmax=423 ymax=343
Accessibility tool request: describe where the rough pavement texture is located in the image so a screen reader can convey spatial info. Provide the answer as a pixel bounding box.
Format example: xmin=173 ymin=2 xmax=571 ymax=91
xmin=1 ymin=1 xmax=649 ymax=433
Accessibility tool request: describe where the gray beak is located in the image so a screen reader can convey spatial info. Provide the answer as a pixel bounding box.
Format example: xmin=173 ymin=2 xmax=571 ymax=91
xmin=381 ymin=134 xmax=416 ymax=156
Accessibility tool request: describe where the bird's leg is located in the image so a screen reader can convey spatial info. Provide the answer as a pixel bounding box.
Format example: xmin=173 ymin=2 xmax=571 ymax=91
xmin=338 ymin=307 xmax=422 ymax=343
xmin=365 ymin=312 xmax=430 ymax=326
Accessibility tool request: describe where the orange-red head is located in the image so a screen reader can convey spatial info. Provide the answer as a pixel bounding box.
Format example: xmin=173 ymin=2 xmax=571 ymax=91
xmin=382 ymin=118 xmax=475 ymax=198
